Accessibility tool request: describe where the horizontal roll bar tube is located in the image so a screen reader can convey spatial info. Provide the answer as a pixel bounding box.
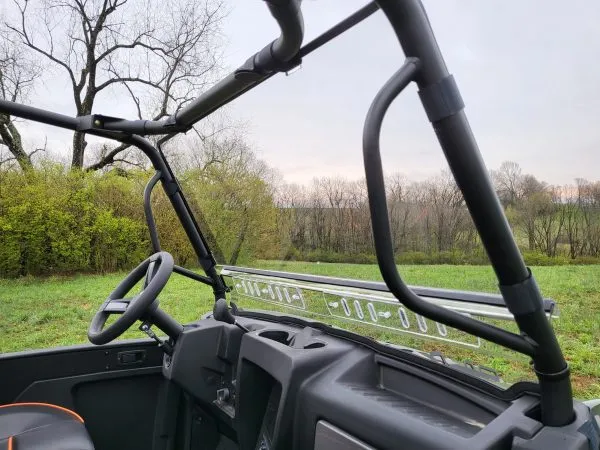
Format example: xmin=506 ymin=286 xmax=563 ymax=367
xmin=174 ymin=0 xmax=304 ymax=127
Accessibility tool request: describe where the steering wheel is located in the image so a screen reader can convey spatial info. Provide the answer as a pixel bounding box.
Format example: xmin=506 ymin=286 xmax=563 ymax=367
xmin=88 ymin=251 xmax=174 ymax=345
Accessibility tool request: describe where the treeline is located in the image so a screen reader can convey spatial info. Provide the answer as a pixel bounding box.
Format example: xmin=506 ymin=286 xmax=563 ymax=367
xmin=2 ymin=154 xmax=600 ymax=278
xmin=274 ymin=162 xmax=600 ymax=265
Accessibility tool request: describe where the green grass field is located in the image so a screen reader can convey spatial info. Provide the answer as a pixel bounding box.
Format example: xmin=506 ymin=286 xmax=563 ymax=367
xmin=1 ymin=262 xmax=599 ymax=399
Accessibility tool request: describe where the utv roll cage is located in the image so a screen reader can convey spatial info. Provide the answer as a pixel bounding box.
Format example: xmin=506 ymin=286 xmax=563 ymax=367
xmin=0 ymin=0 xmax=574 ymax=427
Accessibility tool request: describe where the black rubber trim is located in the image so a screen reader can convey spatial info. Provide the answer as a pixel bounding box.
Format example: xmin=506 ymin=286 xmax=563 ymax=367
xmin=418 ymin=74 xmax=464 ymax=123
xmin=533 ymin=364 xmax=570 ymax=382
xmin=221 ymin=265 xmax=555 ymax=313
xmin=499 ymin=269 xmax=545 ymax=316
xmin=0 ymin=338 xmax=158 ymax=360
xmin=163 ymin=181 xmax=180 ymax=197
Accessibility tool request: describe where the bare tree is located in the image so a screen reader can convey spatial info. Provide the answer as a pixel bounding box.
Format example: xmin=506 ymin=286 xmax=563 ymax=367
xmin=491 ymin=161 xmax=523 ymax=207
xmin=560 ymin=185 xmax=584 ymax=259
xmin=347 ymin=179 xmax=371 ymax=254
xmin=0 ymin=38 xmax=41 ymax=171
xmin=387 ymin=173 xmax=412 ymax=252
xmin=420 ymin=171 xmax=466 ymax=253
xmin=520 ymin=174 xmax=546 ymax=198
xmin=8 ymin=0 xmax=225 ymax=169
xmin=308 ymin=179 xmax=328 ymax=251
xmin=531 ymin=187 xmax=565 ymax=257
xmin=576 ymin=179 xmax=600 ymax=257
xmin=516 ymin=191 xmax=543 ymax=252
xmin=320 ymin=177 xmax=349 ymax=253
xmin=274 ymin=182 xmax=309 ymax=257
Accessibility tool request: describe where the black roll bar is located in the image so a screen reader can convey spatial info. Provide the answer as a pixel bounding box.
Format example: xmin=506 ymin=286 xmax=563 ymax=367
xmin=0 ymin=98 xmax=227 ymax=299
xmin=0 ymin=0 xmax=574 ymax=427
xmin=143 ymin=169 xmax=215 ymax=287
xmin=175 ymin=0 xmax=304 ymax=127
xmin=367 ymin=0 xmax=573 ymax=426
xmin=144 ymin=171 xmax=163 ymax=253
xmin=87 ymin=0 xmax=304 ymax=135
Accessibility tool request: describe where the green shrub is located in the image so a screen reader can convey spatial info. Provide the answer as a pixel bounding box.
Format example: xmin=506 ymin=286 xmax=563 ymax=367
xmin=90 ymin=211 xmax=148 ymax=272
xmin=0 ymin=214 xmax=22 ymax=277
xmin=282 ymin=247 xmax=301 ymax=261
xmin=352 ymin=253 xmax=377 ymax=264
xmin=522 ymin=252 xmax=569 ymax=266
xmin=0 ymin=168 xmax=152 ymax=277
xmin=0 ymin=165 xmax=281 ymax=276
xmin=395 ymin=250 xmax=488 ymax=265
xmin=397 ymin=251 xmax=430 ymax=265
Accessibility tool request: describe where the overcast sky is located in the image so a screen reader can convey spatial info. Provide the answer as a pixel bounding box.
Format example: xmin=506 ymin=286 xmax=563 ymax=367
xmin=15 ymin=1 xmax=600 ymax=185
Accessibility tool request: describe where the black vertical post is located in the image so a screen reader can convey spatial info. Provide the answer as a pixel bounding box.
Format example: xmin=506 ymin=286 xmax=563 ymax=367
xmin=129 ymin=136 xmax=227 ymax=300
xmin=144 ymin=171 xmax=163 ymax=253
xmin=375 ymin=0 xmax=573 ymax=426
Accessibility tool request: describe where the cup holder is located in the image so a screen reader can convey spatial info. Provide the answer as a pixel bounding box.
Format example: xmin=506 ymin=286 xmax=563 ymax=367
xmin=258 ymin=329 xmax=326 ymax=349
xmin=258 ymin=330 xmax=291 ymax=345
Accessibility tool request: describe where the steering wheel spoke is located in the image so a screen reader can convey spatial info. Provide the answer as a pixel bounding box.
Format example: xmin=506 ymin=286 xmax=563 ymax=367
xmin=102 ymin=297 xmax=136 ymax=314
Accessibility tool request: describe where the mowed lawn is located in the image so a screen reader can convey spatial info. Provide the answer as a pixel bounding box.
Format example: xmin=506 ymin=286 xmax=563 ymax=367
xmin=1 ymin=262 xmax=599 ymax=399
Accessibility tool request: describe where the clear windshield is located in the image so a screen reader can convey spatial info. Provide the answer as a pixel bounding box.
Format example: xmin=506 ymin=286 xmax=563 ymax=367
xmin=159 ymin=3 xmax=580 ymax=389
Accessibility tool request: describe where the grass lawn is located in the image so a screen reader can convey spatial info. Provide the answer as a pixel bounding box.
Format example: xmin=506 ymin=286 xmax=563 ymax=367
xmin=1 ymin=262 xmax=599 ymax=399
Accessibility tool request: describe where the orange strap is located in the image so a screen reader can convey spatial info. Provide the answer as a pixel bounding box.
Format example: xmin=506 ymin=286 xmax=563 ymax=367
xmin=7 ymin=436 xmax=13 ymax=450
xmin=0 ymin=402 xmax=84 ymax=424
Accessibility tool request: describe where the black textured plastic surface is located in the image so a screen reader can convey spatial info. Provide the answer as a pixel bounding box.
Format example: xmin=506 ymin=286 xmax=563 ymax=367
xmin=164 ymin=315 xmax=596 ymax=449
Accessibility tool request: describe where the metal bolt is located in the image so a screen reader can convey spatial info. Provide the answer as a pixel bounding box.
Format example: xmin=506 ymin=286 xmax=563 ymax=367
xmin=93 ymin=119 xmax=102 ymax=127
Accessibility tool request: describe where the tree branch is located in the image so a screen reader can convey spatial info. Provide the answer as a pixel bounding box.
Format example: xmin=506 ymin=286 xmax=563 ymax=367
xmin=95 ymin=75 xmax=167 ymax=94
xmin=8 ymin=0 xmax=79 ymax=100
xmin=28 ymin=137 xmax=48 ymax=160
xmin=85 ymin=142 xmax=131 ymax=171
xmin=95 ymin=38 xmax=167 ymax=64
xmin=121 ymin=82 xmax=142 ymax=119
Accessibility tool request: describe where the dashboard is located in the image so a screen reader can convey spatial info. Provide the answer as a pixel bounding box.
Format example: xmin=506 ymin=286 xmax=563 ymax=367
xmin=161 ymin=315 xmax=593 ymax=450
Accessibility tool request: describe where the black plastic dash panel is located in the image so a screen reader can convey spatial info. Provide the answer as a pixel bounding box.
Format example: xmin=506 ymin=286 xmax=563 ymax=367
xmin=165 ymin=316 xmax=597 ymax=450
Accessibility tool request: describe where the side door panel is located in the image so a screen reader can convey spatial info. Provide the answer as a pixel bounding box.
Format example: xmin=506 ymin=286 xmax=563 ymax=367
xmin=0 ymin=339 xmax=164 ymax=450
